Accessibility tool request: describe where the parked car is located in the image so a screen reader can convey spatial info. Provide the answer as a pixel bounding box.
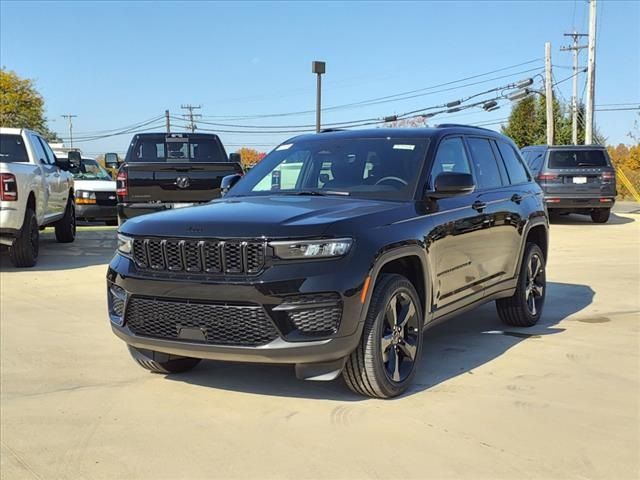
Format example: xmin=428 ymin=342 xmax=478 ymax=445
xmin=107 ymin=125 xmax=549 ymax=398
xmin=0 ymin=127 xmax=76 ymax=267
xmin=521 ymin=145 xmax=616 ymax=223
xmin=70 ymin=157 xmax=117 ymax=225
xmin=116 ymin=132 xmax=243 ymax=224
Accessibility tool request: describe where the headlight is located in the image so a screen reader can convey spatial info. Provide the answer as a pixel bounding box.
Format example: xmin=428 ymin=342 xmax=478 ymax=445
xmin=270 ymin=238 xmax=353 ymax=260
xmin=117 ymin=233 xmax=133 ymax=257
xmin=76 ymin=190 xmax=96 ymax=204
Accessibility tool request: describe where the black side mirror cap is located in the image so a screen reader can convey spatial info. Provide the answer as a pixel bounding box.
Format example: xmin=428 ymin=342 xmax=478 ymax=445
xmin=221 ymin=173 xmax=242 ymax=196
xmin=229 ymin=152 xmax=241 ymax=164
xmin=427 ymin=172 xmax=475 ymax=199
xmin=55 ymin=157 xmax=71 ymax=171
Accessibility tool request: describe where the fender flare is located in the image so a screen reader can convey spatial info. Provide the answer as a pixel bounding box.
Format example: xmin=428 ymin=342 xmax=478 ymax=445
xmin=358 ymin=244 xmax=432 ymax=326
xmin=516 ymin=217 xmax=549 ymax=270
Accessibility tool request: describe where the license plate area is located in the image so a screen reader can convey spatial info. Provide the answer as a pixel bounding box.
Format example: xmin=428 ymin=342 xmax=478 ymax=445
xmin=171 ymin=202 xmax=195 ymax=209
xmin=572 ymin=176 xmax=587 ymax=184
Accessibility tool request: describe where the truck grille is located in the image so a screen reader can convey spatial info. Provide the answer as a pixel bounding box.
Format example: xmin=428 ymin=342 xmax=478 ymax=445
xmin=132 ymin=238 xmax=266 ymax=275
xmin=95 ymin=191 xmax=117 ymax=206
xmin=125 ymin=297 xmax=279 ymax=346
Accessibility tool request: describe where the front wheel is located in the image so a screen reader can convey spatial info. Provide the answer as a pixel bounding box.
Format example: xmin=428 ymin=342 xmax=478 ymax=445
xmin=590 ymin=208 xmax=610 ymax=223
xmin=343 ymin=274 xmax=423 ymax=399
xmin=496 ymin=243 xmax=546 ymax=327
xmin=54 ymin=198 xmax=76 ymax=243
xmin=128 ymin=346 xmax=201 ymax=374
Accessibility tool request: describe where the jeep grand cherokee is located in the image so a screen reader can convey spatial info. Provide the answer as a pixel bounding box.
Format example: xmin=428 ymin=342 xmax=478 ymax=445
xmin=107 ymin=125 xmax=549 ymax=398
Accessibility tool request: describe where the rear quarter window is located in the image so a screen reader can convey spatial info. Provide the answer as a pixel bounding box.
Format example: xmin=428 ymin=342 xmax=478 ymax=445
xmin=548 ymin=150 xmax=608 ymax=169
xmin=0 ymin=134 xmax=29 ymax=163
xmin=497 ymin=141 xmax=530 ymax=184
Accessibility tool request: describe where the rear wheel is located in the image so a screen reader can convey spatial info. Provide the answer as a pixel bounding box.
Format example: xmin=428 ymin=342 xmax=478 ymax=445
xmin=10 ymin=208 xmax=39 ymax=268
xmin=128 ymin=346 xmax=201 ymax=374
xmin=496 ymin=243 xmax=546 ymax=327
xmin=343 ymin=274 xmax=423 ymax=398
xmin=590 ymin=208 xmax=610 ymax=223
xmin=54 ymin=198 xmax=76 ymax=243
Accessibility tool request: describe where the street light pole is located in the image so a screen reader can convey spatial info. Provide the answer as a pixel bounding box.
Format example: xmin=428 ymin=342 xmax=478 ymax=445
xmin=312 ymin=61 xmax=326 ymax=133
xmin=61 ymin=114 xmax=77 ymax=147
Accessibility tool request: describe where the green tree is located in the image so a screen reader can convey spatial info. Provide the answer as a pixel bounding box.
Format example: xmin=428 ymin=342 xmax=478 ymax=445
xmin=0 ymin=68 xmax=59 ymax=141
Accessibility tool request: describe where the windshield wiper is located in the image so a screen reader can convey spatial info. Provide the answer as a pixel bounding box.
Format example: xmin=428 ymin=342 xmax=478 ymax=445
xmin=290 ymin=190 xmax=350 ymax=196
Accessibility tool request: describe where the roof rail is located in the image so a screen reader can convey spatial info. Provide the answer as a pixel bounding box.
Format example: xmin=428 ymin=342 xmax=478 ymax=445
xmin=436 ymin=123 xmax=495 ymax=132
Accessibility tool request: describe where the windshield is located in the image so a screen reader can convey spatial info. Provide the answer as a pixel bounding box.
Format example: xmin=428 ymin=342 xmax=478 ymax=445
xmin=71 ymin=159 xmax=112 ymax=181
xmin=229 ymin=137 xmax=430 ymax=201
xmin=0 ymin=134 xmax=29 ymax=163
xmin=127 ymin=135 xmax=227 ymax=163
xmin=548 ymin=149 xmax=609 ymax=169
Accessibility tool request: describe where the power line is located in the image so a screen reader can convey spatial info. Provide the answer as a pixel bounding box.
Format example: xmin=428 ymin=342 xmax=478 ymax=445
xmin=181 ymin=104 xmax=202 ymax=132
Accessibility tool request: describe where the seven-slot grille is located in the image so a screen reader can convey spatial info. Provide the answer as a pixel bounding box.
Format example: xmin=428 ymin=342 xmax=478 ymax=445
xmin=132 ymin=238 xmax=266 ymax=274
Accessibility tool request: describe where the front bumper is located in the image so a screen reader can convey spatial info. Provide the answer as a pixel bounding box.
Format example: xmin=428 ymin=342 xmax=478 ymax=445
xmin=107 ymin=251 xmax=370 ymax=368
xmin=544 ymin=195 xmax=615 ymax=210
xmin=76 ymin=204 xmax=117 ymax=221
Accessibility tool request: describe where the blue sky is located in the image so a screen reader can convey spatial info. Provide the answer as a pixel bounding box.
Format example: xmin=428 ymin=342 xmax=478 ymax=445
xmin=1 ymin=0 xmax=638 ymax=155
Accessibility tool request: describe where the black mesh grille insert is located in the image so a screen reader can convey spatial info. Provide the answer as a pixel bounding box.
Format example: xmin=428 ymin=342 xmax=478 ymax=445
xmin=131 ymin=238 xmax=266 ymax=275
xmin=109 ymin=285 xmax=126 ymax=318
xmin=277 ymin=293 xmax=342 ymax=336
xmin=125 ymin=297 xmax=279 ymax=346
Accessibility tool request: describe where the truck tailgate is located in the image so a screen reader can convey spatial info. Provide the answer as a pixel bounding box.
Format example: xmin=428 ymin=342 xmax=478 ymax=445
xmin=123 ymin=162 xmax=242 ymax=203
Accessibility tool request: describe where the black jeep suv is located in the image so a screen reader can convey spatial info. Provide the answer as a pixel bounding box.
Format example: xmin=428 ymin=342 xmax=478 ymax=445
xmin=521 ymin=144 xmax=616 ymax=223
xmin=107 ymin=125 xmax=549 ymax=398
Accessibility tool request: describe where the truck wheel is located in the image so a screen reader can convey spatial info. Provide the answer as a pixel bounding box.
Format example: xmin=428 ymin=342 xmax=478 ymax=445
xmin=343 ymin=274 xmax=423 ymax=399
xmin=496 ymin=243 xmax=546 ymax=327
xmin=10 ymin=208 xmax=39 ymax=268
xmin=54 ymin=198 xmax=76 ymax=243
xmin=590 ymin=208 xmax=610 ymax=223
xmin=127 ymin=346 xmax=201 ymax=374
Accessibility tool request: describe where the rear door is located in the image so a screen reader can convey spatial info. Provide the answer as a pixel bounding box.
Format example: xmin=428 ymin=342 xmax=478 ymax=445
xmin=543 ymin=149 xmax=615 ymax=196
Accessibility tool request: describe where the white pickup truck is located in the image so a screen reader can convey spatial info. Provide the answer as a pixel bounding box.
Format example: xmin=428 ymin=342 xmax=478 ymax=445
xmin=0 ymin=127 xmax=76 ymax=267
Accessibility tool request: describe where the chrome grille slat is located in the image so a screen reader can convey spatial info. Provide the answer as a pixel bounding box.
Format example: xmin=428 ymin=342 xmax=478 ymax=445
xmin=132 ymin=238 xmax=266 ymax=275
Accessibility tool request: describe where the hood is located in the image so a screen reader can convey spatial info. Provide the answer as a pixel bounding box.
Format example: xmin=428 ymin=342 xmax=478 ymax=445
xmin=73 ymin=179 xmax=116 ymax=192
xmin=121 ymin=194 xmax=409 ymax=238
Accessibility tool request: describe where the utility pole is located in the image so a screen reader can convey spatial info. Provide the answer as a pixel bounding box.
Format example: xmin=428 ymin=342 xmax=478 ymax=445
xmin=561 ymin=32 xmax=588 ymax=144
xmin=165 ymin=110 xmax=171 ymax=134
xmin=544 ymin=42 xmax=554 ymax=145
xmin=312 ymin=61 xmax=326 ymax=133
xmin=61 ymin=114 xmax=77 ymax=147
xmin=180 ymin=104 xmax=201 ymax=132
xmin=585 ymin=0 xmax=597 ymax=144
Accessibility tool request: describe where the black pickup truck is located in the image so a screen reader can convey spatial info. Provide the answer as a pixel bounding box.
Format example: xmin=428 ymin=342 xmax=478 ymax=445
xmin=116 ymin=133 xmax=242 ymax=224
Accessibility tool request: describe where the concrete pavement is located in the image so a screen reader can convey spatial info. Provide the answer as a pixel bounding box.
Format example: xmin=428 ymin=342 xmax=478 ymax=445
xmin=1 ymin=212 xmax=638 ymax=479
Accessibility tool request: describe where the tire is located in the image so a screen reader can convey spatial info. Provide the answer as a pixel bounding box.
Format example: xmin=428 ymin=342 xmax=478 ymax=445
xmin=343 ymin=274 xmax=423 ymax=399
xmin=127 ymin=346 xmax=201 ymax=374
xmin=496 ymin=243 xmax=546 ymax=327
xmin=9 ymin=208 xmax=39 ymax=268
xmin=590 ymin=208 xmax=610 ymax=223
xmin=54 ymin=197 xmax=76 ymax=243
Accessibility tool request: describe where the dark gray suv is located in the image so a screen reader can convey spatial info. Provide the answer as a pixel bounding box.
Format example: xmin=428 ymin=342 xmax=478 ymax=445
xmin=521 ymin=145 xmax=616 ymax=223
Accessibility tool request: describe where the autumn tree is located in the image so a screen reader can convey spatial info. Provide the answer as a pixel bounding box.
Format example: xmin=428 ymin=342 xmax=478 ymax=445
xmin=236 ymin=147 xmax=266 ymax=169
xmin=0 ymin=68 xmax=59 ymax=141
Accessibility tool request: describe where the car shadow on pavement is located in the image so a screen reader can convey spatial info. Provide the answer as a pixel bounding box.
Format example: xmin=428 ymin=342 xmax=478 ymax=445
xmin=167 ymin=281 xmax=594 ymax=401
xmin=550 ymin=213 xmax=634 ymax=225
xmin=0 ymin=227 xmax=117 ymax=272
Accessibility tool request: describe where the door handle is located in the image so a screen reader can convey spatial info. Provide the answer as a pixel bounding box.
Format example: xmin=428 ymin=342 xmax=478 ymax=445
xmin=472 ymin=201 xmax=487 ymax=212
xmin=511 ymin=194 xmax=523 ymax=203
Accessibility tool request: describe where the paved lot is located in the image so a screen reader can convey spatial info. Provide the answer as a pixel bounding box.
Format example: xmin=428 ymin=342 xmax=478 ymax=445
xmin=1 ymin=208 xmax=639 ymax=479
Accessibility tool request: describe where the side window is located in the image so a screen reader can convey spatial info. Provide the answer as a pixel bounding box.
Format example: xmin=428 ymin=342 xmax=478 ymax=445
xmin=430 ymin=137 xmax=471 ymax=186
xmin=496 ymin=141 xmax=530 ymax=185
xmin=526 ymin=151 xmax=545 ymax=175
xmin=466 ymin=137 xmax=504 ymax=190
xmin=29 ymin=134 xmax=48 ymax=165
xmin=38 ymin=137 xmax=57 ymax=165
xmin=253 ymin=150 xmax=308 ymax=191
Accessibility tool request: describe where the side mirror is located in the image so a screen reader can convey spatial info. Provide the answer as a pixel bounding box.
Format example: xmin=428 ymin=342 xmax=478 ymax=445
xmin=65 ymin=151 xmax=81 ymax=170
xmin=55 ymin=157 xmax=71 ymax=171
xmin=229 ymin=152 xmax=241 ymax=164
xmin=104 ymin=152 xmax=120 ymax=169
xmin=221 ymin=173 xmax=242 ymax=196
xmin=428 ymin=172 xmax=475 ymax=198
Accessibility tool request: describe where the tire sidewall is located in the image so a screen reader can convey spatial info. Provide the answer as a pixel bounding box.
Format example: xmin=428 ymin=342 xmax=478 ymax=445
xmin=516 ymin=243 xmax=546 ymax=324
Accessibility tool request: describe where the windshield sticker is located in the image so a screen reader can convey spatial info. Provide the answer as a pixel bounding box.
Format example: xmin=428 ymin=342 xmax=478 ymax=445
xmin=276 ymin=143 xmax=293 ymax=151
xmin=393 ymin=144 xmax=416 ymax=151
